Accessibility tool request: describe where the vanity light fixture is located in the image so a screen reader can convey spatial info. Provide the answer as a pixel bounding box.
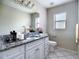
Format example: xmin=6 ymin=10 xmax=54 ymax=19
xmin=15 ymin=0 xmax=35 ymax=9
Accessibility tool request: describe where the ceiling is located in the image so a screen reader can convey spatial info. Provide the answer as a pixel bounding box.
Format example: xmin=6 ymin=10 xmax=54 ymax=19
xmin=36 ymin=0 xmax=75 ymax=8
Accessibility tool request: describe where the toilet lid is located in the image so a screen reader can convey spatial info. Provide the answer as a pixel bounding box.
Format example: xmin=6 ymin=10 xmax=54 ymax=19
xmin=48 ymin=41 xmax=57 ymax=46
xmin=48 ymin=41 xmax=57 ymax=44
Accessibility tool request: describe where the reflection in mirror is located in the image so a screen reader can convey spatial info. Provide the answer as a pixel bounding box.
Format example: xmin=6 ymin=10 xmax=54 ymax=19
xmin=31 ymin=12 xmax=39 ymax=30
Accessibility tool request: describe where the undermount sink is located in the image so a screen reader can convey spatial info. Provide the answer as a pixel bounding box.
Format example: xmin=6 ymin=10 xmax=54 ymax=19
xmin=26 ymin=37 xmax=40 ymax=41
xmin=22 ymin=37 xmax=40 ymax=43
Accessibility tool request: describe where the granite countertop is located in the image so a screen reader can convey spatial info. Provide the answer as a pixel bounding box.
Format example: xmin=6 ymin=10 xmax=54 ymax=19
xmin=0 ymin=34 xmax=48 ymax=52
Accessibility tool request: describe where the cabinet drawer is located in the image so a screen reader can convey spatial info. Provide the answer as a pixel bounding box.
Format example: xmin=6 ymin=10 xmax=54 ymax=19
xmin=26 ymin=39 xmax=44 ymax=50
xmin=3 ymin=45 xmax=24 ymax=56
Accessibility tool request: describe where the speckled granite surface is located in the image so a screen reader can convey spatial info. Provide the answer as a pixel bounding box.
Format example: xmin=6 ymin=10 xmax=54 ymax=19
xmin=0 ymin=34 xmax=48 ymax=52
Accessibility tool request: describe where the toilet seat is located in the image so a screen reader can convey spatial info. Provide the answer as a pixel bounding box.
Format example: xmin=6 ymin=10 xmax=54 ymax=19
xmin=48 ymin=41 xmax=57 ymax=46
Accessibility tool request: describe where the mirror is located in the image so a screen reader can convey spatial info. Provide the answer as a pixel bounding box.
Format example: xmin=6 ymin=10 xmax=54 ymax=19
xmin=31 ymin=12 xmax=39 ymax=30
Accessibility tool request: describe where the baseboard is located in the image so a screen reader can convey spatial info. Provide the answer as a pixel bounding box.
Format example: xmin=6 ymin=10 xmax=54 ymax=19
xmin=57 ymin=47 xmax=77 ymax=54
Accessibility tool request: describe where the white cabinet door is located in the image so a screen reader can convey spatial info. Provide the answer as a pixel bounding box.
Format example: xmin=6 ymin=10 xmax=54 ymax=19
xmin=4 ymin=53 xmax=24 ymax=59
xmin=26 ymin=48 xmax=36 ymax=59
xmin=26 ymin=44 xmax=44 ymax=59
xmin=26 ymin=47 xmax=40 ymax=59
xmin=39 ymin=44 xmax=44 ymax=59
xmin=3 ymin=45 xmax=25 ymax=59
xmin=13 ymin=54 xmax=24 ymax=59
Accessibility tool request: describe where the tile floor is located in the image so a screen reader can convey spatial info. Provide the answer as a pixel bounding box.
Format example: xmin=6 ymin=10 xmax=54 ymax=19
xmin=47 ymin=48 xmax=79 ymax=59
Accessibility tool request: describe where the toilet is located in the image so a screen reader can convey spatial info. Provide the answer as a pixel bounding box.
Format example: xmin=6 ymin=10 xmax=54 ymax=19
xmin=48 ymin=41 xmax=57 ymax=52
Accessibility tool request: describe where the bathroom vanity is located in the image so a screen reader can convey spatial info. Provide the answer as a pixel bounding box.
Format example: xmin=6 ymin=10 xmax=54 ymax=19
xmin=0 ymin=34 xmax=49 ymax=59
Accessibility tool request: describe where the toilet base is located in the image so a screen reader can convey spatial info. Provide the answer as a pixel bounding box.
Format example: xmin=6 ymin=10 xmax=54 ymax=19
xmin=49 ymin=44 xmax=57 ymax=53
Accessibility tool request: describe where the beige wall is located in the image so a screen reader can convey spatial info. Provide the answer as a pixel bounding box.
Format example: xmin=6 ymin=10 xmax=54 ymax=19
xmin=47 ymin=1 xmax=78 ymax=51
xmin=0 ymin=4 xmax=31 ymax=35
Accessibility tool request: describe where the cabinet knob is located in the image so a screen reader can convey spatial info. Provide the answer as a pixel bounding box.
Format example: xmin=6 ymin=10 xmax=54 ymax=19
xmin=35 ymin=48 xmax=39 ymax=51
